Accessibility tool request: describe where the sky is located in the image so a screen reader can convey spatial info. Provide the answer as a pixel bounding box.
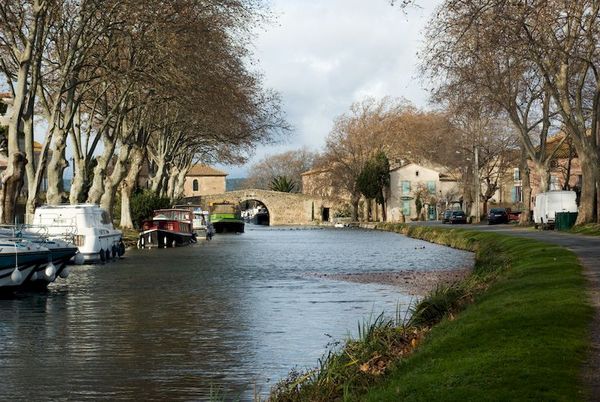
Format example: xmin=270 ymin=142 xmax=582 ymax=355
xmin=218 ymin=0 xmax=442 ymax=178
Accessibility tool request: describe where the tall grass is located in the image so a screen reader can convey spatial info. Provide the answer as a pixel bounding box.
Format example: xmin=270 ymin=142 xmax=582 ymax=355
xmin=270 ymin=308 xmax=422 ymax=402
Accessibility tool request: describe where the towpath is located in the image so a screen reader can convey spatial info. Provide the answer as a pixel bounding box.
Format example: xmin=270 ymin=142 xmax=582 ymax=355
xmin=414 ymin=222 xmax=600 ymax=400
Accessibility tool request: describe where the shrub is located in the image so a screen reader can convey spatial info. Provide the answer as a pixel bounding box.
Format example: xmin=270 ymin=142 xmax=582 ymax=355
xmin=130 ymin=189 xmax=171 ymax=228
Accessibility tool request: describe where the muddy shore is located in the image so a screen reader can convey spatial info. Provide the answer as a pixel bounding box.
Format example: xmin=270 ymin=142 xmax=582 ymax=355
xmin=310 ymin=268 xmax=471 ymax=297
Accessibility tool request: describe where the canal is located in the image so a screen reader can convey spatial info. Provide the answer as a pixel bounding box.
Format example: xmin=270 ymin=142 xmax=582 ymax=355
xmin=0 ymin=227 xmax=472 ymax=401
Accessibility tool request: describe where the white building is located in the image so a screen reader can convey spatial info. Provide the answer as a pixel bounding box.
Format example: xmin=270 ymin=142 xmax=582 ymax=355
xmin=386 ymin=162 xmax=460 ymax=222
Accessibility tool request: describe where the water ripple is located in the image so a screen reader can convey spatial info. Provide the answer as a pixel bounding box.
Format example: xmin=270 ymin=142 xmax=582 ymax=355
xmin=0 ymin=227 xmax=472 ymax=401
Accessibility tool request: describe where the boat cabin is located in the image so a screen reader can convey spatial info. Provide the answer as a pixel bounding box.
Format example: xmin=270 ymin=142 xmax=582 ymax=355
xmin=142 ymin=209 xmax=193 ymax=234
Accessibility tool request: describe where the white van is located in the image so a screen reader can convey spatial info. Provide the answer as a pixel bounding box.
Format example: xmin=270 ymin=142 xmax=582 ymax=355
xmin=533 ymin=191 xmax=578 ymax=229
xmin=32 ymin=204 xmax=124 ymax=262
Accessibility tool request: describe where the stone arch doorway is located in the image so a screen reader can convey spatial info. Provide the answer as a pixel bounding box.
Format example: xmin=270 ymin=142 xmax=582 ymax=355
xmin=240 ymin=199 xmax=270 ymax=226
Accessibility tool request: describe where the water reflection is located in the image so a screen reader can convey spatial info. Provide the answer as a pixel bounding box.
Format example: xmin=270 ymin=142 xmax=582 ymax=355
xmin=0 ymin=227 xmax=472 ymax=400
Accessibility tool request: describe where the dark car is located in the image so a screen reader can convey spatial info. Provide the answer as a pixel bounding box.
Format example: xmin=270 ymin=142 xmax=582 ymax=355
xmin=449 ymin=210 xmax=467 ymax=224
xmin=442 ymin=209 xmax=453 ymax=223
xmin=487 ymin=207 xmax=509 ymax=224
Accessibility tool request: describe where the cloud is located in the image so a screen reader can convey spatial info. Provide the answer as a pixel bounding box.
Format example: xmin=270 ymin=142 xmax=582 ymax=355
xmin=219 ymin=0 xmax=442 ymax=177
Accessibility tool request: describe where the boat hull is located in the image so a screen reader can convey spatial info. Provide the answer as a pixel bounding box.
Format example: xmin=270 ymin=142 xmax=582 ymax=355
xmin=212 ymin=219 xmax=245 ymax=234
xmin=138 ymin=229 xmax=195 ymax=248
xmin=24 ymin=246 xmax=79 ymax=289
xmin=0 ymin=250 xmax=50 ymax=290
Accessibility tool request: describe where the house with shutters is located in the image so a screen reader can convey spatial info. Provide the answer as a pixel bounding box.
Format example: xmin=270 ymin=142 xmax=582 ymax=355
xmin=491 ymin=134 xmax=582 ymax=211
xmin=182 ymin=164 xmax=228 ymax=198
xmin=386 ymin=161 xmax=460 ymax=222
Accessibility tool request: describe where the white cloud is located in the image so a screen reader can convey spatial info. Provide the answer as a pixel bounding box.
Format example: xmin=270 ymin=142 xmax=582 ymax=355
xmin=220 ymin=0 xmax=442 ymax=178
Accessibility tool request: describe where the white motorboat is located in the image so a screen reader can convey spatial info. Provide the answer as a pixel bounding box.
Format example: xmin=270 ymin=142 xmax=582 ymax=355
xmin=32 ymin=204 xmax=125 ymax=263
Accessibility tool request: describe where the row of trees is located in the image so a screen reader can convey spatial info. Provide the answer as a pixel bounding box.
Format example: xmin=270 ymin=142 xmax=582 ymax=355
xmin=421 ymin=0 xmax=600 ymax=224
xmin=0 ymin=0 xmax=287 ymax=226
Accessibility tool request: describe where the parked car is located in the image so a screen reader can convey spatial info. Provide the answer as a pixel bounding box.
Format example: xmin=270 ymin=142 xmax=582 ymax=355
xmin=449 ymin=210 xmax=467 ymax=224
xmin=487 ymin=207 xmax=509 ymax=224
xmin=442 ymin=209 xmax=453 ymax=223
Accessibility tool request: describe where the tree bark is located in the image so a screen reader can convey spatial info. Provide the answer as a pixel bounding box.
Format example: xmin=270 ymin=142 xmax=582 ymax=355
xmin=1 ymin=153 xmax=27 ymax=224
xmin=119 ymin=147 xmax=144 ymax=229
xmin=172 ymin=167 xmax=188 ymax=201
xmin=69 ymin=157 xmax=87 ymax=204
xmin=46 ymin=129 xmax=68 ymax=204
xmin=150 ymin=158 xmax=166 ymax=194
xmin=166 ymin=168 xmax=177 ymax=201
xmin=576 ymin=150 xmax=599 ymax=224
xmin=519 ymin=145 xmax=532 ymax=225
xmin=87 ymin=133 xmax=119 ymax=204
xmin=351 ymin=193 xmax=360 ymax=221
xmin=100 ymin=144 xmax=132 ymax=217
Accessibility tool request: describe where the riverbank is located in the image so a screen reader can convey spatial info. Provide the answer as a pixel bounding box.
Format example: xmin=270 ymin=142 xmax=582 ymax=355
xmin=309 ymin=268 xmax=470 ymax=297
xmin=271 ymin=224 xmax=593 ymax=401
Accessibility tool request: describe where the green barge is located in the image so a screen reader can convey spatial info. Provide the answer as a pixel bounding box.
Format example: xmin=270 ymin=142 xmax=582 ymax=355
xmin=209 ymin=203 xmax=245 ymax=234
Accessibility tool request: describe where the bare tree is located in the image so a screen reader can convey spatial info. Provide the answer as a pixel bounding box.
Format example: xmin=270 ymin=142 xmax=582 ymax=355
xmin=244 ymin=148 xmax=318 ymax=192
xmin=0 ymin=0 xmax=50 ymax=223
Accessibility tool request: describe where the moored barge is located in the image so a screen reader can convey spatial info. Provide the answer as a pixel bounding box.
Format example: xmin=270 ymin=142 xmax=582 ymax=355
xmin=138 ymin=209 xmax=196 ymax=248
xmin=209 ymin=202 xmax=245 ymax=234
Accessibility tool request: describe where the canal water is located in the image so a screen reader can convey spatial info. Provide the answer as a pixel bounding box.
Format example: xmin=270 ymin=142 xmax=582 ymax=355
xmin=0 ymin=227 xmax=472 ymax=401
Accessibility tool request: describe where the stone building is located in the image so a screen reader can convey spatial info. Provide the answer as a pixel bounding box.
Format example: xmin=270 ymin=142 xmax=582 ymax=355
xmin=182 ymin=164 xmax=227 ymax=198
xmin=492 ymin=134 xmax=582 ymax=210
xmin=386 ymin=162 xmax=460 ymax=222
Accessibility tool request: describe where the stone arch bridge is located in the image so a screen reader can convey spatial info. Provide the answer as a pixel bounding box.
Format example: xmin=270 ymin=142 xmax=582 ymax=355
xmin=201 ymin=189 xmax=339 ymax=225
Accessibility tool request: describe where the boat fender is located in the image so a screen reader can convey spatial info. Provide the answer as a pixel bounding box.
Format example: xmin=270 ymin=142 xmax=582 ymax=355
xmin=45 ymin=262 xmax=56 ymax=279
xmin=11 ymin=268 xmax=22 ymax=284
xmin=112 ymin=245 xmax=117 ymax=259
xmin=99 ymin=249 xmax=106 ymax=263
xmin=118 ymin=241 xmax=126 ymax=256
xmin=171 ymin=239 xmax=176 ymax=248
xmin=74 ymin=253 xmax=85 ymax=265
xmin=59 ymin=266 xmax=70 ymax=279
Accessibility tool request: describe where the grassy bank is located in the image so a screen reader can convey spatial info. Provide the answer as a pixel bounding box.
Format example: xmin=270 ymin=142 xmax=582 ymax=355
xmin=271 ymin=224 xmax=592 ymax=401
xmin=570 ymin=223 xmax=600 ymax=237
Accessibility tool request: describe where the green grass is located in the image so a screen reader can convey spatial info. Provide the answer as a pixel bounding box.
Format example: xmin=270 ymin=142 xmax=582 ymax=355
xmin=570 ymin=223 xmax=600 ymax=236
xmin=271 ymin=224 xmax=593 ymax=401
xmin=361 ymin=225 xmax=592 ymax=401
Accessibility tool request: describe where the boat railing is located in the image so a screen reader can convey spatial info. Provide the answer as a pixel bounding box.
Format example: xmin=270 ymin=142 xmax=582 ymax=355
xmin=21 ymin=223 xmax=79 ymax=244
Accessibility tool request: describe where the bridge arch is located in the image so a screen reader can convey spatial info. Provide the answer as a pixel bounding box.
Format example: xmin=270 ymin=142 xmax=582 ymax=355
xmin=201 ymin=189 xmax=338 ymax=226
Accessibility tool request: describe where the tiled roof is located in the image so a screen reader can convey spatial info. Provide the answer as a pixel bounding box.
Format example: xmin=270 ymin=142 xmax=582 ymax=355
xmin=544 ymin=133 xmax=578 ymax=159
xmin=187 ymin=164 xmax=228 ymax=177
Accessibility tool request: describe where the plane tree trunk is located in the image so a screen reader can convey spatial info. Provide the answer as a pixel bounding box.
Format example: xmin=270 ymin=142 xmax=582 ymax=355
xmin=119 ymin=146 xmax=144 ymax=229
